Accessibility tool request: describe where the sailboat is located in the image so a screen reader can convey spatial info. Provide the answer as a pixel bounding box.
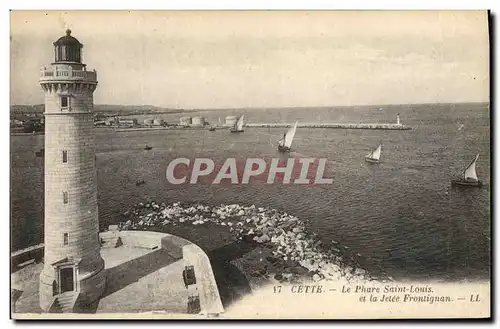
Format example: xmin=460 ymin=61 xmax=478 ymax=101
xmin=277 ymin=121 xmax=298 ymax=153
xmin=365 ymin=143 xmax=381 ymax=163
xmin=230 ymin=115 xmax=244 ymax=133
xmin=451 ymin=153 xmax=482 ymax=187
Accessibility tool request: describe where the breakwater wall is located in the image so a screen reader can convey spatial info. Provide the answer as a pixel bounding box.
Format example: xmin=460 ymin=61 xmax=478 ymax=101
xmin=11 ymin=243 xmax=44 ymax=272
xmin=245 ymin=123 xmax=412 ymax=130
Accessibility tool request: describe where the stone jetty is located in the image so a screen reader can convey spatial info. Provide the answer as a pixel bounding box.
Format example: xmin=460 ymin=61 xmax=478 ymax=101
xmin=119 ymin=201 xmax=394 ymax=285
xmin=245 ymin=123 xmax=412 ymax=130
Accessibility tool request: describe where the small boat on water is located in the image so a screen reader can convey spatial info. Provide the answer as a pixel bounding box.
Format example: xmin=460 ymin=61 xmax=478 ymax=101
xmin=365 ymin=143 xmax=381 ymax=163
xmin=230 ymin=115 xmax=245 ymax=133
xmin=35 ymin=148 xmax=44 ymax=157
xmin=277 ymin=121 xmax=298 ymax=153
xmin=451 ymin=153 xmax=482 ymax=187
xmin=144 ymin=145 xmax=153 ymax=150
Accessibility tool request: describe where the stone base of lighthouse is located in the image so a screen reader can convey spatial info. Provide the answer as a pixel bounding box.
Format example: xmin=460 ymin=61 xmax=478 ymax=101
xmin=39 ymin=253 xmax=106 ymax=312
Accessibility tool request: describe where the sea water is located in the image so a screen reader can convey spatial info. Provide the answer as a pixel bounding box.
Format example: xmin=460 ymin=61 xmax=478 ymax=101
xmin=10 ymin=102 xmax=491 ymax=281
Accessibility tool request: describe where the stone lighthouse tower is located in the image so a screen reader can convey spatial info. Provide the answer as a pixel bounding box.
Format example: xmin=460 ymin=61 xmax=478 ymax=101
xmin=38 ymin=30 xmax=106 ymax=312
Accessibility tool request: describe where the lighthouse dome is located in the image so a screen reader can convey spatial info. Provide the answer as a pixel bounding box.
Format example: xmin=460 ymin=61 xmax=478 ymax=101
xmin=53 ymin=29 xmax=83 ymax=63
xmin=54 ymin=29 xmax=82 ymax=46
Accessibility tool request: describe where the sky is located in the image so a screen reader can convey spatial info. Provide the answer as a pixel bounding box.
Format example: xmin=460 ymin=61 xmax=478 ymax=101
xmin=10 ymin=10 xmax=490 ymax=109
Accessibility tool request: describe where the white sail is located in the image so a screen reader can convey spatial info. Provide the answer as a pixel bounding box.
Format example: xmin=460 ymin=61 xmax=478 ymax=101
xmin=367 ymin=144 xmax=381 ymax=160
xmin=463 ymin=153 xmax=479 ymax=181
xmin=371 ymin=144 xmax=382 ymax=160
xmin=283 ymin=121 xmax=298 ymax=148
xmin=235 ymin=115 xmax=244 ymax=131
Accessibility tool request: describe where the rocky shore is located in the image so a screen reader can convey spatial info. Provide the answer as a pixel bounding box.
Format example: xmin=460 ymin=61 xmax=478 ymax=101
xmin=119 ymin=201 xmax=393 ymax=288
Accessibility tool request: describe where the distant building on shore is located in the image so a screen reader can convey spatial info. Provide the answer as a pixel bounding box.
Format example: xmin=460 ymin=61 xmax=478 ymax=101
xmin=118 ymin=118 xmax=138 ymax=127
xmin=142 ymin=118 xmax=165 ymax=126
xmin=94 ymin=114 xmax=108 ymax=122
xmin=22 ymin=118 xmax=44 ymax=133
xmin=191 ymin=116 xmax=206 ymax=126
xmin=153 ymin=119 xmax=165 ymax=126
xmin=10 ymin=119 xmax=24 ymax=127
xmin=180 ymin=117 xmax=192 ymax=126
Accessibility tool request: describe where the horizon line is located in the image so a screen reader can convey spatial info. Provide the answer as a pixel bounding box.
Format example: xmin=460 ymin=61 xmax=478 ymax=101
xmin=10 ymin=100 xmax=490 ymax=111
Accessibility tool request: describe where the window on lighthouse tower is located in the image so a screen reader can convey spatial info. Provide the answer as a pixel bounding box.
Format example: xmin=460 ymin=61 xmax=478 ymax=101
xmin=61 ymin=96 xmax=69 ymax=109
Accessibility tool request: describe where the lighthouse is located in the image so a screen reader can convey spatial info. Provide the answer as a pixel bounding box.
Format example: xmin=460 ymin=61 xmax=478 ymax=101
xmin=396 ymin=113 xmax=401 ymax=125
xmin=38 ymin=30 xmax=106 ymax=312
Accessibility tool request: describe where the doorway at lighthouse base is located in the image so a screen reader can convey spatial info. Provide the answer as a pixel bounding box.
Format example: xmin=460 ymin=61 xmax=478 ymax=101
xmin=38 ymin=256 xmax=107 ymax=313
xmin=59 ymin=267 xmax=74 ymax=293
xmin=52 ymin=260 xmax=78 ymax=295
xmin=47 ymin=258 xmax=81 ymax=313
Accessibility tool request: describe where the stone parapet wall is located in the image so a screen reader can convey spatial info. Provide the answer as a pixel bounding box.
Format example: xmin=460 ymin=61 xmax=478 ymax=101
xmin=99 ymin=230 xmax=224 ymax=315
xmin=183 ymin=244 xmax=224 ymax=316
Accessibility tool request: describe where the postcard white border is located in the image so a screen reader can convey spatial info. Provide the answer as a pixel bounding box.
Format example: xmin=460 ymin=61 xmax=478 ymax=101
xmin=3 ymin=1 xmax=498 ymax=328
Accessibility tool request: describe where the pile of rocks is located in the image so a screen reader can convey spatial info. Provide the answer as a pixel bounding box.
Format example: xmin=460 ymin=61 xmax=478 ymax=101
xmin=119 ymin=201 xmax=391 ymax=284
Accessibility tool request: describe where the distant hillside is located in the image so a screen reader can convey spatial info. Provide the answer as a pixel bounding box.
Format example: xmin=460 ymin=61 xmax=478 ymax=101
xmin=10 ymin=104 xmax=188 ymax=117
xmin=92 ymin=104 xmax=167 ymax=113
xmin=11 ymin=104 xmax=169 ymax=112
xmin=10 ymin=104 xmax=45 ymax=113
